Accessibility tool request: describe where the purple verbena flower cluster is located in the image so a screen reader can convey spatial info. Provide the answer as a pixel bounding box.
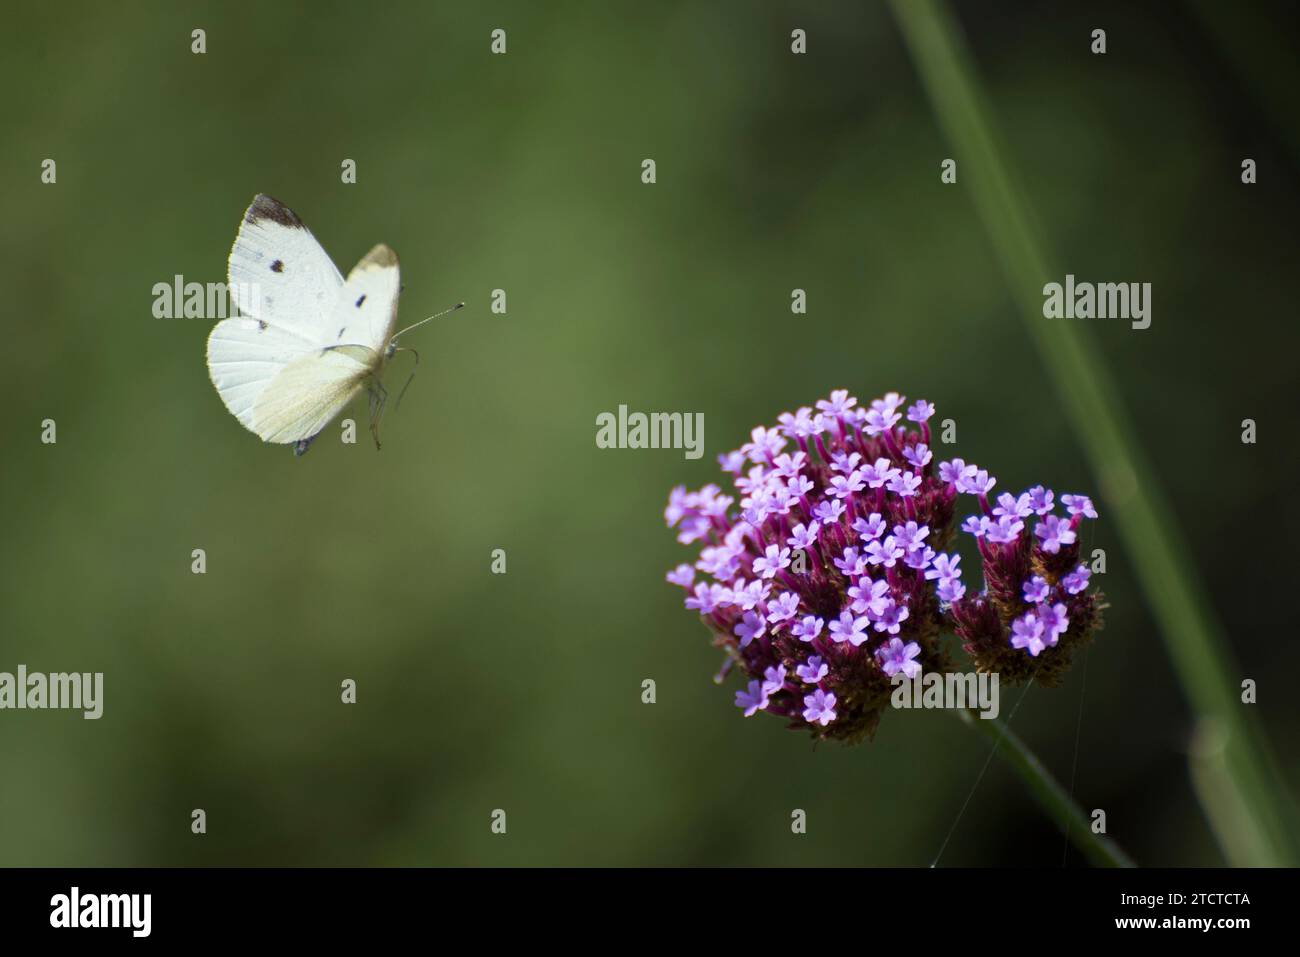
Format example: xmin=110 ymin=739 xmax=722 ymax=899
xmin=664 ymin=390 xmax=1105 ymax=742
xmin=949 ymin=482 xmax=1104 ymax=686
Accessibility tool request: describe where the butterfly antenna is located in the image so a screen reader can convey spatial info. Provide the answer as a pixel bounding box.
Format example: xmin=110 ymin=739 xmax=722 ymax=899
xmin=389 ymin=301 xmax=465 ymax=344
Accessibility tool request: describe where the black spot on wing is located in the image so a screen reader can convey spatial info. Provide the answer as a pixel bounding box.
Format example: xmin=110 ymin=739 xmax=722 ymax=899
xmin=356 ymin=294 xmax=366 ymax=307
xmin=338 ymin=327 xmax=345 ymax=339
xmin=245 ymin=194 xmax=305 ymax=229
xmin=270 ymin=260 xmax=284 ymax=273
xmin=258 ymin=320 xmax=268 ymax=330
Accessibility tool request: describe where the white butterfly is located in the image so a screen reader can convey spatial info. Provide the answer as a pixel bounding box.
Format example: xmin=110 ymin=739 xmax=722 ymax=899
xmin=206 ymin=194 xmax=460 ymax=455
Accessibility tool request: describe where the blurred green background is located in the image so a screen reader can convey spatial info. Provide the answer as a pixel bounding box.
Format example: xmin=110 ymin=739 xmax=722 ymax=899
xmin=1 ymin=0 xmax=1296 ymax=866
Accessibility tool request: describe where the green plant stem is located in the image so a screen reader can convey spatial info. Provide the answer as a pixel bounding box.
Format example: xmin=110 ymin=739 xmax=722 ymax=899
xmin=957 ymin=708 xmax=1134 ymax=867
xmin=891 ymin=0 xmax=1299 ymax=865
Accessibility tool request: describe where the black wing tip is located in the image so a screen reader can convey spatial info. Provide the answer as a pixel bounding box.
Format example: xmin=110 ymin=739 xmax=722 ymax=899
xmin=363 ymin=243 xmax=399 ymax=268
xmin=246 ymin=193 xmax=305 ymax=229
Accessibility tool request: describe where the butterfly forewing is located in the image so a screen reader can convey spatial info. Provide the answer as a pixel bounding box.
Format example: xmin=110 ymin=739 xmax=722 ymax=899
xmin=328 ymin=244 xmax=401 ymax=354
xmin=227 ymin=194 xmax=343 ymax=333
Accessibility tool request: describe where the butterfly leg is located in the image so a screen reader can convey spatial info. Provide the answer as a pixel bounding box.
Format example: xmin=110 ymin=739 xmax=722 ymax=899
xmin=392 ymin=346 xmax=420 ymax=411
xmin=367 ymin=378 xmax=389 ymax=450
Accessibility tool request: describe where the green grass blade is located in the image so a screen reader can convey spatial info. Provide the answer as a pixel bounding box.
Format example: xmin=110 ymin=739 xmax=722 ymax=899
xmin=890 ymin=0 xmax=1299 ymax=865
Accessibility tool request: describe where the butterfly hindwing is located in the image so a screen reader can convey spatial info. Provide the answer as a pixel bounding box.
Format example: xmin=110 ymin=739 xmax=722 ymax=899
xmin=207 ymin=316 xmax=319 ymax=434
xmin=251 ymin=346 xmax=376 ymax=444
